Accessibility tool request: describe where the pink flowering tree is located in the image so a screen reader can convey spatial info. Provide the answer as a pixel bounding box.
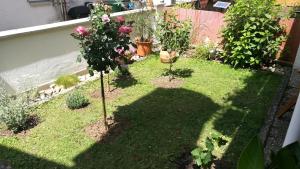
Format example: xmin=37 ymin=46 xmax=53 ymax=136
xmin=72 ymin=3 xmax=133 ymax=130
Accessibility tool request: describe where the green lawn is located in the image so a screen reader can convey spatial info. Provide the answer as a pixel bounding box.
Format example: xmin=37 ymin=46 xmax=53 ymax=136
xmin=0 ymin=55 xmax=282 ymax=169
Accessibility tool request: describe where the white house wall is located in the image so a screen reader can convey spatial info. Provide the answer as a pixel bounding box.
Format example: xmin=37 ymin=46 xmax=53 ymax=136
xmin=0 ymin=0 xmax=61 ymax=31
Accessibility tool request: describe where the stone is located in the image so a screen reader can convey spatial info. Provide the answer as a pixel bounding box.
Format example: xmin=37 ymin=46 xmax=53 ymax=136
xmin=44 ymin=89 xmax=54 ymax=96
xmin=49 ymin=84 xmax=56 ymax=89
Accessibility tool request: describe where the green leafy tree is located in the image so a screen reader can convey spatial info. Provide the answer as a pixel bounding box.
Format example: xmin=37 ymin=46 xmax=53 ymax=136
xmin=72 ymin=3 xmax=133 ymax=129
xmin=222 ymin=0 xmax=285 ymax=68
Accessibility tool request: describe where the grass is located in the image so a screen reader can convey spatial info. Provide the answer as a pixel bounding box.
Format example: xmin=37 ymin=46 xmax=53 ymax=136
xmin=55 ymin=74 xmax=80 ymax=89
xmin=0 ymin=55 xmax=282 ymax=169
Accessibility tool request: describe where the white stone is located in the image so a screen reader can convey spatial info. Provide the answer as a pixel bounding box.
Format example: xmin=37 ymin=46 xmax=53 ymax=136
xmin=50 ymin=84 xmax=56 ymax=89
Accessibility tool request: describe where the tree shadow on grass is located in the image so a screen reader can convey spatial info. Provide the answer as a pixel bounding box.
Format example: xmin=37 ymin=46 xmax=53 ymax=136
xmin=73 ymin=88 xmax=220 ymax=169
xmin=212 ymin=71 xmax=283 ymax=167
xmin=162 ymin=68 xmax=194 ymax=78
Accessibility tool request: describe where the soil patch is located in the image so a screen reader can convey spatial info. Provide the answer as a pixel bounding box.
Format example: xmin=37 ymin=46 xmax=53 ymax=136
xmin=91 ymin=87 xmax=122 ymax=101
xmin=85 ymin=116 xmax=129 ymax=143
xmin=152 ymin=76 xmax=184 ymax=88
xmin=0 ymin=115 xmax=39 ymax=137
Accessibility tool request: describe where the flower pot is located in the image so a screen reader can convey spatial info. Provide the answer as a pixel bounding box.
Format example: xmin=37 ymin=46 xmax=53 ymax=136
xmin=136 ymin=41 xmax=152 ymax=57
xmin=160 ymin=51 xmax=176 ymax=63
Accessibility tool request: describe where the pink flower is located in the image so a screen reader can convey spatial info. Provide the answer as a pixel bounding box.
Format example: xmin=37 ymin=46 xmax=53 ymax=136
xmin=102 ymin=14 xmax=110 ymax=23
xmin=75 ymin=26 xmax=89 ymax=36
xmin=118 ymin=25 xmax=132 ymax=34
xmin=129 ymin=45 xmax=136 ymax=54
xmin=116 ymin=16 xmax=125 ymax=23
xmin=115 ymin=47 xmax=124 ymax=55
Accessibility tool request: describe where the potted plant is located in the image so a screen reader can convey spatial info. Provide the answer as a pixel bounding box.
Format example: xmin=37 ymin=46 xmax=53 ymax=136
xmin=156 ymin=11 xmax=191 ymax=63
xmin=128 ymin=4 xmax=154 ymax=57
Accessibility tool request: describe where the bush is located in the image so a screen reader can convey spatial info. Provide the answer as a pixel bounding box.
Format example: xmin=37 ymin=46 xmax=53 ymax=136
xmin=222 ymin=0 xmax=285 ymax=68
xmin=55 ymin=75 xmax=80 ymax=88
xmin=193 ymin=43 xmax=215 ymax=60
xmin=66 ymin=91 xmax=89 ymax=110
xmin=0 ymin=86 xmax=30 ymax=132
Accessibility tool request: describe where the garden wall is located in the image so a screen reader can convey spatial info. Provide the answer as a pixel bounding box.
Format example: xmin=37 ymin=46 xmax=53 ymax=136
xmin=0 ymin=8 xmax=156 ymax=93
xmin=174 ymin=8 xmax=300 ymax=64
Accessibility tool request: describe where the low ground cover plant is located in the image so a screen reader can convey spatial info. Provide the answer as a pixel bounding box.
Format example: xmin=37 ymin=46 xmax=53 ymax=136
xmin=66 ymin=91 xmax=89 ymax=110
xmin=55 ymin=74 xmax=80 ymax=88
xmin=0 ymin=86 xmax=30 ymax=132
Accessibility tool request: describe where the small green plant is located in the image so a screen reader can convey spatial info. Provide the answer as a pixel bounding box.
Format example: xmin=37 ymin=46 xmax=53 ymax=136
xmin=156 ymin=11 xmax=192 ymax=54
xmin=55 ymin=75 xmax=80 ymax=89
xmin=193 ymin=43 xmax=215 ymax=60
xmin=66 ymin=91 xmax=89 ymax=110
xmin=191 ymin=132 xmax=227 ymax=168
xmin=175 ymin=2 xmax=195 ymax=9
xmin=0 ymin=86 xmax=30 ymax=132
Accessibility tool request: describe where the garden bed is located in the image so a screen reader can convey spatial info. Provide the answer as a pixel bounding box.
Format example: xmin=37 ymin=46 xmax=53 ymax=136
xmin=0 ymin=55 xmax=283 ymax=169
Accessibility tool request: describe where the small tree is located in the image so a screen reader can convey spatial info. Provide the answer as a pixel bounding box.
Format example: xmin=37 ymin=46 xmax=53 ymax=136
xmin=156 ymin=11 xmax=191 ymax=81
xmin=72 ymin=3 xmax=133 ymax=130
xmin=222 ymin=0 xmax=285 ymax=68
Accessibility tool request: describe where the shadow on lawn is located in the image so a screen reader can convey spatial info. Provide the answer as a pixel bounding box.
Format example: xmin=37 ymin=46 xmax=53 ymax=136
xmin=162 ymin=68 xmax=194 ymax=78
xmin=73 ymin=88 xmax=220 ymax=169
xmin=112 ymin=74 xmax=138 ymax=89
xmin=0 ymin=72 xmax=282 ymax=169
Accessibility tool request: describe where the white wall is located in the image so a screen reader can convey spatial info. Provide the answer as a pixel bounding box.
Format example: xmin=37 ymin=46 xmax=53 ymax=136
xmin=0 ymin=9 xmax=155 ymax=93
xmin=0 ymin=0 xmax=61 ymax=31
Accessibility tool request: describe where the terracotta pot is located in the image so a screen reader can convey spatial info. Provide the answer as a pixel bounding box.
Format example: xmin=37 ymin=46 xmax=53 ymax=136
xmin=136 ymin=41 xmax=153 ymax=57
xmin=160 ymin=51 xmax=176 ymax=63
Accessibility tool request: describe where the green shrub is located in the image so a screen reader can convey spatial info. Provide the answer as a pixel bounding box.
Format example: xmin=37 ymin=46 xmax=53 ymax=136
xmin=0 ymin=86 xmax=30 ymax=132
xmin=222 ymin=0 xmax=285 ymax=68
xmin=55 ymin=75 xmax=80 ymax=88
xmin=66 ymin=91 xmax=89 ymax=110
xmin=193 ymin=43 xmax=215 ymax=60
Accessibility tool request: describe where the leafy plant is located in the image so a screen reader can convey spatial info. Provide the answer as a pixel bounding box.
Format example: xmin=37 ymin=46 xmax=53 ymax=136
xmin=66 ymin=91 xmax=89 ymax=110
xmin=128 ymin=6 xmax=154 ymax=42
xmin=71 ymin=3 xmax=133 ymax=129
xmin=222 ymin=0 xmax=285 ymax=68
xmin=193 ymin=43 xmax=216 ymax=60
xmin=156 ymin=11 xmax=192 ymax=54
xmin=175 ymin=2 xmax=195 ymax=9
xmin=55 ymin=74 xmax=80 ymax=89
xmin=0 ymin=86 xmax=30 ymax=132
xmin=191 ymin=132 xmax=227 ymax=168
xmin=237 ymin=136 xmax=300 ymax=169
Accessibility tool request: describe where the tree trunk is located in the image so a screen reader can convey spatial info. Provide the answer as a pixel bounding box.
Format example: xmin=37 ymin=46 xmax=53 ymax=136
xmin=169 ymin=62 xmax=173 ymax=82
xmin=100 ymin=71 xmax=108 ymax=130
xmin=107 ymin=73 xmax=110 ymax=92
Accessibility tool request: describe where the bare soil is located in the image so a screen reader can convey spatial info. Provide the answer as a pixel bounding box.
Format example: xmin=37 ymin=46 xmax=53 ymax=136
xmin=91 ymin=87 xmax=122 ymax=101
xmin=84 ymin=116 xmax=129 ymax=143
xmin=152 ymin=76 xmax=184 ymax=88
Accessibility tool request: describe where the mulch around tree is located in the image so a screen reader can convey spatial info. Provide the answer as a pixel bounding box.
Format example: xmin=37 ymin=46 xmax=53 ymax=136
xmin=152 ymin=76 xmax=184 ymax=88
xmin=0 ymin=115 xmax=39 ymax=137
xmin=84 ymin=116 xmax=129 ymax=143
xmin=91 ymin=87 xmax=122 ymax=101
